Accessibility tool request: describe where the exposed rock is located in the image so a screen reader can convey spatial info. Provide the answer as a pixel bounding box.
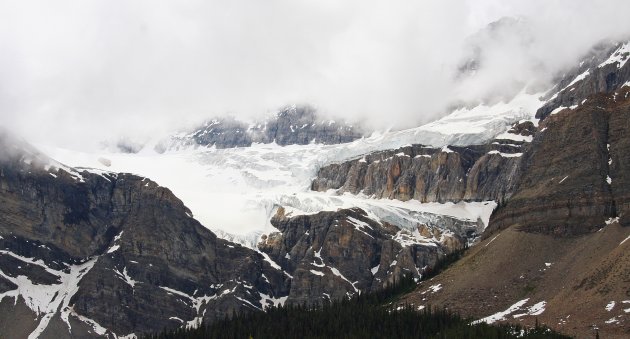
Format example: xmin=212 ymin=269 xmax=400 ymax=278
xmin=385 ymin=54 xmax=630 ymax=339
xmin=0 ymin=129 xmax=476 ymax=337
xmin=536 ymin=40 xmax=630 ymax=120
xmin=503 ymin=120 xmax=536 ymax=137
xmin=489 ymin=89 xmax=630 ymax=236
xmin=0 ymin=129 xmax=289 ymax=337
xmin=258 ymin=207 xmax=467 ymax=305
xmin=311 ymin=137 xmax=526 ymax=204
xmin=157 ymin=105 xmax=366 ymax=152
xmin=188 ymin=117 xmax=253 ymax=149
xmin=250 ymin=105 xmax=363 ymax=146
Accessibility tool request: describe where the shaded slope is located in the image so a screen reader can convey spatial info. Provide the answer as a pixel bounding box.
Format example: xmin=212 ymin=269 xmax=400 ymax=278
xmin=397 ymin=88 xmax=630 ymax=339
xmin=490 ymin=89 xmax=630 ymax=235
xmin=0 ymin=129 xmax=289 ymax=338
xmin=399 ymin=223 xmax=630 ymax=338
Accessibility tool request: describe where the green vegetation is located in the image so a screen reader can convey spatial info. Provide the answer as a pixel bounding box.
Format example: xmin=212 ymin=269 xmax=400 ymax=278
xmin=144 ymin=247 xmax=570 ymax=339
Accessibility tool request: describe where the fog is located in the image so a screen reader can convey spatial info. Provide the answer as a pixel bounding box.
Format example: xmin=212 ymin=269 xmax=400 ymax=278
xmin=1 ymin=0 xmax=630 ymax=150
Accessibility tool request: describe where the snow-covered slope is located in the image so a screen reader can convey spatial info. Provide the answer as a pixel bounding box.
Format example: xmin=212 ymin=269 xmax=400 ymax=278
xmin=40 ymin=92 xmax=541 ymax=247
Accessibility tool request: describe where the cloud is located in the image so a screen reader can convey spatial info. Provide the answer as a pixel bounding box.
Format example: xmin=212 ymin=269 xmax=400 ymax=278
xmin=1 ymin=0 xmax=630 ymax=149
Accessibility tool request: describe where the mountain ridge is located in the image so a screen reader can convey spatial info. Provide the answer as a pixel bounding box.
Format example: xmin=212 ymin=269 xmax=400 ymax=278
xmin=3 ymin=35 xmax=630 ymax=338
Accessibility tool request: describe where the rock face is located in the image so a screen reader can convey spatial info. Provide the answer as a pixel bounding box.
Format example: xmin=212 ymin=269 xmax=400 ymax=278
xmin=536 ymin=41 xmax=630 ymax=120
xmin=397 ymin=92 xmax=630 ymax=333
xmin=0 ymin=130 xmax=289 ymax=338
xmin=311 ymin=123 xmax=532 ymax=204
xmin=0 ymin=130 xmax=474 ymax=338
xmin=258 ymin=207 xmax=467 ymax=306
xmin=393 ymin=75 xmax=630 ymax=339
xmin=489 ymin=88 xmax=630 ymax=236
xmin=157 ymin=105 xmax=365 ymax=152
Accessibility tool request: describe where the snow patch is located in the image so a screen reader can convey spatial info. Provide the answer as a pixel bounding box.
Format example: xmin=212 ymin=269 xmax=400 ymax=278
xmin=418 ymin=91 xmax=542 ymax=142
xmin=259 ymin=293 xmax=288 ymax=309
xmin=235 ymin=296 xmax=262 ymax=310
xmin=186 ymin=317 xmax=203 ymax=330
xmin=259 ymin=251 xmax=293 ymax=279
xmin=564 ymin=69 xmax=590 ymax=90
xmin=114 ymin=267 xmax=137 ymax=288
xmin=605 ymin=316 xmax=620 ymax=324
xmin=598 ymin=42 xmax=630 ymax=69
xmin=487 ymin=150 xmax=523 ymax=158
xmin=346 ymin=216 xmax=374 ymax=239
xmin=472 ymin=299 xmax=529 ymax=324
xmin=485 ymin=234 xmax=499 ymax=247
xmin=329 ymin=266 xmax=358 ymax=292
xmin=0 ymin=255 xmax=99 ymax=339
xmin=493 ymin=132 xmax=532 ymax=143
xmin=66 ymin=308 xmax=111 ymax=336
xmin=605 ymin=217 xmax=619 ymax=225
xmin=527 ymin=301 xmax=546 ymax=316
xmin=106 ymin=245 xmax=120 ymax=254
xmin=427 ymin=284 xmax=442 ymax=293
xmin=513 ymin=301 xmax=547 ymax=318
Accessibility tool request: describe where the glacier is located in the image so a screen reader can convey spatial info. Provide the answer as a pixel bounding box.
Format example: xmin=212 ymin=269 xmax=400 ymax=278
xmin=40 ymin=91 xmax=542 ymax=248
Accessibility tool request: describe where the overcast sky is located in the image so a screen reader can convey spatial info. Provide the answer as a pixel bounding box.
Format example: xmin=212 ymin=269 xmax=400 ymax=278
xmin=2 ymin=0 xmax=630 ymax=149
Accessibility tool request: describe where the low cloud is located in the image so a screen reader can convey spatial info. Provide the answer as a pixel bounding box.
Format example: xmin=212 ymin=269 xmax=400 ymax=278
xmin=1 ymin=0 xmax=630 ymax=149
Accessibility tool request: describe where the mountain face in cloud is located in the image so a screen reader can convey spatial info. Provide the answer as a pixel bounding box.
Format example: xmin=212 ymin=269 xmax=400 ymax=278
xmin=2 ymin=0 xmax=630 ymax=150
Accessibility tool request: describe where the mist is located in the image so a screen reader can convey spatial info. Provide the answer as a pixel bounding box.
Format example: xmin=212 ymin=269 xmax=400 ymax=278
xmin=1 ymin=0 xmax=630 ymax=150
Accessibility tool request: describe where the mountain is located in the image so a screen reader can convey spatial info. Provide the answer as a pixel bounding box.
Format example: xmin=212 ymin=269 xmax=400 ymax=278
xmin=0 ymin=128 xmax=293 ymax=338
xmin=1 ymin=128 xmax=487 ymax=337
xmin=537 ymin=40 xmax=630 ymax=120
xmin=306 ymin=39 xmax=630 ymax=338
xmin=3 ymin=27 xmax=630 ymax=339
xmin=153 ymin=105 xmax=366 ymax=153
xmin=392 ymin=68 xmax=630 ymax=338
xmin=310 ymin=121 xmax=532 ymax=203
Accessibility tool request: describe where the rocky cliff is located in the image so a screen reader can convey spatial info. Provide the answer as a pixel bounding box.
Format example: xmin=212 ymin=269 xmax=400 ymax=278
xmin=489 ymin=88 xmax=630 ymax=236
xmin=395 ymin=75 xmax=630 ymax=339
xmin=258 ymin=207 xmax=467 ymax=306
xmin=303 ymin=43 xmax=630 ymax=338
xmin=537 ymin=40 xmax=630 ymax=120
xmin=156 ymin=105 xmax=365 ymax=152
xmin=311 ymin=121 xmax=533 ymax=204
xmin=0 ymin=130 xmax=290 ymax=338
